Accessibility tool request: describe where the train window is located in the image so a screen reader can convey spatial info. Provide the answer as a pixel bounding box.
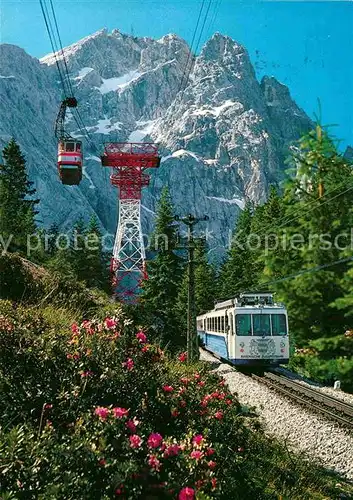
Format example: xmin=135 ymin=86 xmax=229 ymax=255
xmin=271 ymin=314 xmax=287 ymax=335
xmin=252 ymin=314 xmax=271 ymax=336
xmin=236 ymin=314 xmax=252 ymax=336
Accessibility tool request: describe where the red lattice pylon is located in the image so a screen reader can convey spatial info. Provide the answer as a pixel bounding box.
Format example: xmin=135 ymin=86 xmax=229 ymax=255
xmin=102 ymin=143 xmax=160 ymax=303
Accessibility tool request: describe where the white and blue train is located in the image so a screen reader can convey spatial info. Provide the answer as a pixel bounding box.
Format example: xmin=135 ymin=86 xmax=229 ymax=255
xmin=197 ymin=293 xmax=289 ymax=367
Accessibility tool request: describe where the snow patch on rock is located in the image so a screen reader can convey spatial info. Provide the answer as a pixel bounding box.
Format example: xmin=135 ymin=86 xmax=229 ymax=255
xmin=96 ymin=70 xmax=141 ymax=95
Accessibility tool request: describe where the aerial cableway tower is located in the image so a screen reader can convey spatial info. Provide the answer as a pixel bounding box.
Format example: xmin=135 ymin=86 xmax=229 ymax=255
xmin=101 ymin=143 xmax=160 ymax=303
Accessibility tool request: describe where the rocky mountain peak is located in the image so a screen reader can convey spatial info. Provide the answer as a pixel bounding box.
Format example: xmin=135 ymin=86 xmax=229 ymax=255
xmin=0 ymin=29 xmax=322 ymax=260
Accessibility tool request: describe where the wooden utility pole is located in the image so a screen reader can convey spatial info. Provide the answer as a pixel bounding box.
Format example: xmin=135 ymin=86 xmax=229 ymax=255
xmin=175 ymin=214 xmax=209 ymax=362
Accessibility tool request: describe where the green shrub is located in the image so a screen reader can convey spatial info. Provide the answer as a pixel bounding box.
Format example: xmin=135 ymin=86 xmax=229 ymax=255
xmin=0 ymin=304 xmax=351 ymax=499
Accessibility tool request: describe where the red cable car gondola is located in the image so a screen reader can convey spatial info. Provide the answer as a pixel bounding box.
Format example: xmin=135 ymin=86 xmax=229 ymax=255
xmin=55 ymin=97 xmax=83 ymax=185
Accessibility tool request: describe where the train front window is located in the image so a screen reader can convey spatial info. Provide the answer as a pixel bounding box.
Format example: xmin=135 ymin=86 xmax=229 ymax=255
xmin=271 ymin=314 xmax=287 ymax=336
xmin=236 ymin=315 xmax=252 ymax=336
xmin=252 ymin=314 xmax=271 ymax=336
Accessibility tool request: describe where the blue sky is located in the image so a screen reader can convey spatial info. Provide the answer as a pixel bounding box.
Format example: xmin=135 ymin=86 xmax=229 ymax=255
xmin=1 ymin=0 xmax=352 ymax=149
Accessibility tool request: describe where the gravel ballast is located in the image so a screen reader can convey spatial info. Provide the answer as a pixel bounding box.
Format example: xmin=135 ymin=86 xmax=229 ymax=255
xmin=200 ymin=349 xmax=353 ymax=479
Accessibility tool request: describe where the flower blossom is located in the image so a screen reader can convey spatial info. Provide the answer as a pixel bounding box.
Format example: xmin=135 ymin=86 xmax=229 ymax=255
xmin=164 ymin=444 xmax=180 ymax=457
xmin=162 ymin=385 xmax=174 ymax=393
xmin=190 ymin=450 xmax=203 ymax=460
xmin=214 ymin=411 xmax=223 ymax=420
xmin=122 ymin=358 xmax=134 ymax=371
xmin=206 ymin=448 xmax=215 ymax=456
xmin=147 ymin=432 xmax=163 ymax=449
xmin=104 ymin=317 xmax=117 ymax=330
xmin=211 ymin=478 xmax=217 ymax=489
xmin=94 ymin=407 xmax=110 ymax=420
xmin=208 ymin=460 xmax=217 ymax=469
xmin=178 ymin=351 xmax=187 ymax=362
xmin=148 ymin=454 xmax=161 ymax=471
xmin=112 ymin=407 xmax=129 ymax=418
xmin=126 ymin=418 xmax=138 ymax=433
xmin=136 ymin=331 xmax=147 ymax=343
xmin=192 ymin=434 xmax=204 ymax=446
xmin=71 ymin=323 xmax=79 ymax=334
xmin=179 ymin=487 xmax=195 ymax=500
xmin=180 ymin=377 xmax=190 ymax=385
xmin=129 ymin=434 xmax=142 ymax=449
xmin=81 ymin=370 xmax=93 ymax=378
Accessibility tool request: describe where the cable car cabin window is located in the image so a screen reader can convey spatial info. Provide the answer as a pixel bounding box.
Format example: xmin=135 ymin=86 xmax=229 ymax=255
xmin=65 ymin=142 xmax=75 ymax=152
xmin=271 ymin=314 xmax=287 ymax=336
xmin=236 ymin=314 xmax=252 ymax=336
xmin=252 ymin=314 xmax=271 ymax=336
xmin=221 ymin=317 xmax=224 ymax=332
xmin=76 ymin=143 xmax=81 ymax=152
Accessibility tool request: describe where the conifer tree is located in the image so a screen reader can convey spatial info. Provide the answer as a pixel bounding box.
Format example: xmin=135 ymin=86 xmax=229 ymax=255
xmin=84 ymin=216 xmax=109 ymax=290
xmin=0 ymin=139 xmax=39 ymax=253
xmin=264 ymin=126 xmax=353 ymax=344
xmin=219 ymin=203 xmax=256 ymax=298
xmin=141 ymin=187 xmax=184 ymax=349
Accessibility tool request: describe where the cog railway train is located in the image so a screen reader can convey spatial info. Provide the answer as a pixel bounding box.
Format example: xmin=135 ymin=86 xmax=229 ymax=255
xmin=197 ymin=293 xmax=289 ymax=368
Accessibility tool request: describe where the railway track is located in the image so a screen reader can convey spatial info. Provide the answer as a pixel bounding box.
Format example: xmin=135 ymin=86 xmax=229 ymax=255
xmin=200 ymin=347 xmax=353 ymax=430
xmin=253 ymin=371 xmax=353 ymax=430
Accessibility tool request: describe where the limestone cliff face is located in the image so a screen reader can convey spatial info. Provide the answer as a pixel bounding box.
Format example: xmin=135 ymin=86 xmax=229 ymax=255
xmin=0 ymin=29 xmax=314 ymax=258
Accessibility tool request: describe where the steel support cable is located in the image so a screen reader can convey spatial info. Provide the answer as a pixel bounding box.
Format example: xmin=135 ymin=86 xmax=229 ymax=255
xmin=206 ymin=0 xmax=221 ymax=38
xmin=39 ymin=0 xmax=68 ymax=96
xmin=49 ymin=0 xmax=76 ymax=99
xmin=179 ymin=0 xmax=213 ymax=101
xmin=177 ymin=0 xmax=206 ymax=98
xmin=45 ymin=0 xmax=97 ymax=151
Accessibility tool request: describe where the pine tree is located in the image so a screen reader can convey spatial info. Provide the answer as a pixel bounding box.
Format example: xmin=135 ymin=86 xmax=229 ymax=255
xmin=84 ymin=216 xmax=109 ymax=290
xmin=0 ymin=139 xmax=39 ymax=253
xmin=263 ymin=126 xmax=353 ymax=344
xmin=141 ymin=188 xmax=184 ymax=350
xmin=219 ymin=203 xmax=257 ymax=298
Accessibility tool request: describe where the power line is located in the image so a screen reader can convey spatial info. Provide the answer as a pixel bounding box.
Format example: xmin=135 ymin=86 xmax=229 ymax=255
xmin=253 ymin=256 xmax=353 ymax=292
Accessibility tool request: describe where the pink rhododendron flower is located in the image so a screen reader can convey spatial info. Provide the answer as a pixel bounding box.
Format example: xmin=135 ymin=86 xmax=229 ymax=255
xmin=206 ymin=447 xmax=215 ymax=456
xmin=179 ymin=400 xmax=186 ymax=408
xmin=71 ymin=323 xmax=79 ymax=334
xmin=148 ymin=454 xmax=161 ymax=471
xmin=162 ymin=385 xmax=174 ymax=393
xmin=211 ymin=478 xmax=217 ymax=489
xmin=99 ymin=458 xmax=106 ymax=466
xmin=104 ymin=317 xmax=117 ymax=330
xmin=112 ymin=407 xmax=129 ymax=418
xmin=126 ymin=419 xmax=137 ymax=433
xmin=129 ymin=434 xmax=143 ymax=449
xmin=147 ymin=432 xmax=163 ymax=449
xmin=190 ymin=450 xmax=203 ymax=460
xmin=226 ymin=398 xmax=232 ymax=405
xmin=81 ymin=370 xmax=93 ymax=378
xmin=141 ymin=345 xmax=150 ymax=353
xmin=197 ymin=380 xmax=205 ymax=387
xmin=44 ymin=403 xmax=53 ymax=410
xmin=122 ymin=358 xmax=134 ymax=371
xmin=171 ymin=409 xmax=179 ymax=417
xmin=94 ymin=407 xmax=110 ymax=420
xmin=136 ymin=331 xmax=147 ymax=343
xmin=208 ymin=460 xmax=217 ymax=469
xmin=180 ymin=377 xmax=190 ymax=385
xmin=115 ymin=484 xmax=124 ymax=495
xmin=178 ymin=351 xmax=187 ymax=362
xmin=192 ymin=434 xmax=204 ymax=446
xmin=219 ymin=379 xmax=225 ymax=386
xmin=214 ymin=411 xmax=223 ymax=420
xmin=179 ymin=487 xmax=195 ymax=500
xmin=238 ymin=446 xmax=244 ymax=452
xmin=194 ymin=373 xmax=201 ymax=380
xmin=164 ymin=444 xmax=180 ymax=457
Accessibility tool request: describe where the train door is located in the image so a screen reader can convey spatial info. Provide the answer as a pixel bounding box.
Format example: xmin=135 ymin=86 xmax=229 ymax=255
xmin=227 ymin=311 xmax=235 ymax=360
